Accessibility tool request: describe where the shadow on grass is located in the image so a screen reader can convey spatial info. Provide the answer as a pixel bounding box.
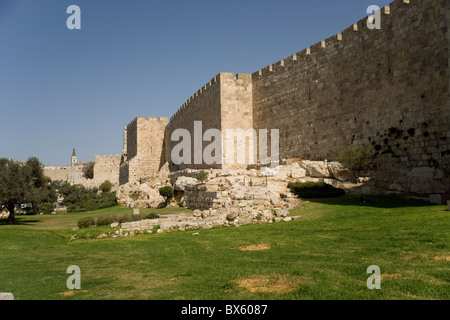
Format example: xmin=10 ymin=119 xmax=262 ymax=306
xmin=301 ymin=194 xmax=439 ymax=209
xmin=0 ymin=217 xmax=42 ymax=226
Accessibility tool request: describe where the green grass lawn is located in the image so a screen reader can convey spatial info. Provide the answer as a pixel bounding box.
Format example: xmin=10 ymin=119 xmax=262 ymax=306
xmin=0 ymin=196 xmax=448 ymax=300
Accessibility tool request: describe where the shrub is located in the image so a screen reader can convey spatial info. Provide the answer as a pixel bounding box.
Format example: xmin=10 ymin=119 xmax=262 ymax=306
xmin=99 ymin=180 xmax=113 ymax=193
xmin=115 ymin=214 xmax=132 ymax=223
xmin=39 ymin=203 xmax=54 ymax=214
xmin=159 ymin=186 xmax=174 ymax=200
xmin=287 ymin=181 xmax=345 ymax=199
xmin=96 ymin=215 xmax=114 ymax=226
xmin=131 ymin=212 xmax=160 ymax=222
xmin=144 ymin=212 xmax=160 ymax=220
xmin=334 ymin=143 xmax=376 ymax=179
xmin=77 ymin=216 xmax=93 ymax=229
xmin=196 ymin=171 xmax=209 ymax=182
xmin=65 ymin=190 xmax=117 ymax=213
xmin=82 ymin=162 xmax=94 ymax=179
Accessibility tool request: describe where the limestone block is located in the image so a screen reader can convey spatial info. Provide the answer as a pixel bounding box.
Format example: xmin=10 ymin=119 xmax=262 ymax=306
xmin=174 ymin=176 xmax=198 ymax=191
xmin=0 ymin=293 xmax=14 ymax=300
xmin=389 ymin=176 xmax=449 ymax=195
xmin=290 ymin=166 xmax=307 ymax=179
xmin=327 ymin=162 xmax=356 ymax=182
xmin=300 ymin=161 xmax=333 ymax=178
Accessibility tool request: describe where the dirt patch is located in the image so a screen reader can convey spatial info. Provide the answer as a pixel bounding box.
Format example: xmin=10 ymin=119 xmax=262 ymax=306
xmin=402 ymin=252 xmax=427 ymax=261
xmin=434 ymin=254 xmax=450 ymax=262
xmin=239 ymin=244 xmax=271 ymax=251
xmin=59 ymin=290 xmax=87 ymax=297
xmin=236 ymin=274 xmax=310 ymax=294
xmin=381 ymin=273 xmax=403 ymax=280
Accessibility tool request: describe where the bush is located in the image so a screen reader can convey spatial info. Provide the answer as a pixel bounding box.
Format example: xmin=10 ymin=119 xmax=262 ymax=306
xmin=66 ymin=190 xmax=117 ymax=213
xmin=40 ymin=203 xmax=54 ymax=215
xmin=82 ymin=162 xmax=94 ymax=179
xmin=77 ymin=216 xmax=93 ymax=229
xmin=196 ymin=171 xmax=209 ymax=182
xmin=99 ymin=180 xmax=113 ymax=193
xmin=115 ymin=214 xmax=132 ymax=223
xmin=96 ymin=215 xmax=114 ymax=226
xmin=144 ymin=212 xmax=160 ymax=220
xmin=334 ymin=143 xmax=375 ymax=179
xmin=288 ymin=181 xmax=345 ymax=199
xmin=131 ymin=212 xmax=160 ymax=222
xmin=159 ymin=186 xmax=174 ymax=199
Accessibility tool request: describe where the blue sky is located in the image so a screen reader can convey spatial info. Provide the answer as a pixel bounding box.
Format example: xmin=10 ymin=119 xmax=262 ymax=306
xmin=0 ymin=0 xmax=392 ymax=166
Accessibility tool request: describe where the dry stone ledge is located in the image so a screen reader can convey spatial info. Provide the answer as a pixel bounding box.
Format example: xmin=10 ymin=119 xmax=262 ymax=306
xmin=300 ymin=160 xmax=333 ymax=178
xmin=0 ymin=293 xmax=14 ymax=300
xmin=389 ymin=167 xmax=449 ymax=195
xmin=116 ymin=206 xmax=294 ymax=236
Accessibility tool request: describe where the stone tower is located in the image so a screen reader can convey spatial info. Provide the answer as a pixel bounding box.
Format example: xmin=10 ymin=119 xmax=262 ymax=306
xmin=71 ymin=148 xmax=77 ymax=166
xmin=119 ymin=117 xmax=168 ymax=185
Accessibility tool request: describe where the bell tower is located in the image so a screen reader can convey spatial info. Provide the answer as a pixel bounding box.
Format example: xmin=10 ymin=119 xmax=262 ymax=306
xmin=71 ymin=148 xmax=77 ymax=166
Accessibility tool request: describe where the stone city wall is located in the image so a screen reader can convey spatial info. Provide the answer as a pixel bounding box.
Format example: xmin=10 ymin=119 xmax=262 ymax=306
xmin=94 ymin=154 xmax=120 ymax=184
xmin=120 ymin=0 xmax=449 ymax=196
xmin=43 ymin=166 xmax=68 ymax=181
xmin=251 ymin=0 xmax=450 ymax=186
xmin=120 ymin=117 xmax=168 ymax=184
xmin=167 ymin=74 xmax=223 ymax=170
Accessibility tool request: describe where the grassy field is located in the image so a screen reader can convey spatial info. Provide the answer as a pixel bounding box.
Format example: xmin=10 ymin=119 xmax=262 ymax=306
xmin=0 ymin=195 xmax=448 ymax=300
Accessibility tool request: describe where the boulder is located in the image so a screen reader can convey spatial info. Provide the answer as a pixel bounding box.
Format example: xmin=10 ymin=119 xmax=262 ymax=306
xmin=0 ymin=293 xmax=14 ymax=300
xmin=389 ymin=167 xmax=449 ymax=195
xmin=300 ymin=160 xmax=333 ymax=178
xmin=174 ymin=176 xmax=198 ymax=191
xmin=117 ymin=181 xmax=165 ymax=208
xmin=327 ymin=162 xmax=356 ymax=182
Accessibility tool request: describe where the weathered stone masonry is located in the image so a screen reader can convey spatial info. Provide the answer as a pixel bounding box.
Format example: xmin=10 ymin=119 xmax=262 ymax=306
xmin=120 ymin=0 xmax=450 ymax=194
xmin=120 ymin=117 xmax=168 ymax=185
xmin=251 ymin=0 xmax=450 ymax=187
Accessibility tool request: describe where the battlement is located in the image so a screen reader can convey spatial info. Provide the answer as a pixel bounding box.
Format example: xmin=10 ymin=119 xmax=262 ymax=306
xmin=95 ymin=154 xmax=121 ymax=161
xmin=252 ymin=0 xmax=411 ymax=80
xmin=170 ymin=72 xmax=252 ymax=124
xmin=127 ymin=117 xmax=169 ymax=127
xmin=170 ymin=73 xmax=221 ymax=122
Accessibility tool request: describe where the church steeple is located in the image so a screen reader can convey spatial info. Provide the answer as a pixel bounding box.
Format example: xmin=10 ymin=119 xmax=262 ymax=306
xmin=71 ymin=148 xmax=77 ymax=166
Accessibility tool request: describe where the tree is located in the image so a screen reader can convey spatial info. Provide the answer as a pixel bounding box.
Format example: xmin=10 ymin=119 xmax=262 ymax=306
xmin=334 ymin=143 xmax=376 ymax=180
xmin=82 ymin=162 xmax=94 ymax=179
xmin=158 ymin=186 xmax=174 ymax=206
xmin=0 ymin=159 xmax=27 ymax=223
xmin=99 ymin=180 xmax=113 ymax=193
xmin=23 ymin=157 xmax=57 ymax=215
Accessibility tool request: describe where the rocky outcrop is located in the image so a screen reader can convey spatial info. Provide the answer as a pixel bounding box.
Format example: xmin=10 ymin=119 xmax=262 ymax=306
xmin=389 ymin=167 xmax=449 ymax=195
xmin=117 ymin=206 xmax=294 ymax=236
xmin=327 ymin=162 xmax=356 ymax=182
xmin=116 ymin=161 xmax=362 ymax=210
xmin=116 ymin=181 xmax=166 ymax=208
xmin=298 ymin=160 xmax=356 ymax=182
